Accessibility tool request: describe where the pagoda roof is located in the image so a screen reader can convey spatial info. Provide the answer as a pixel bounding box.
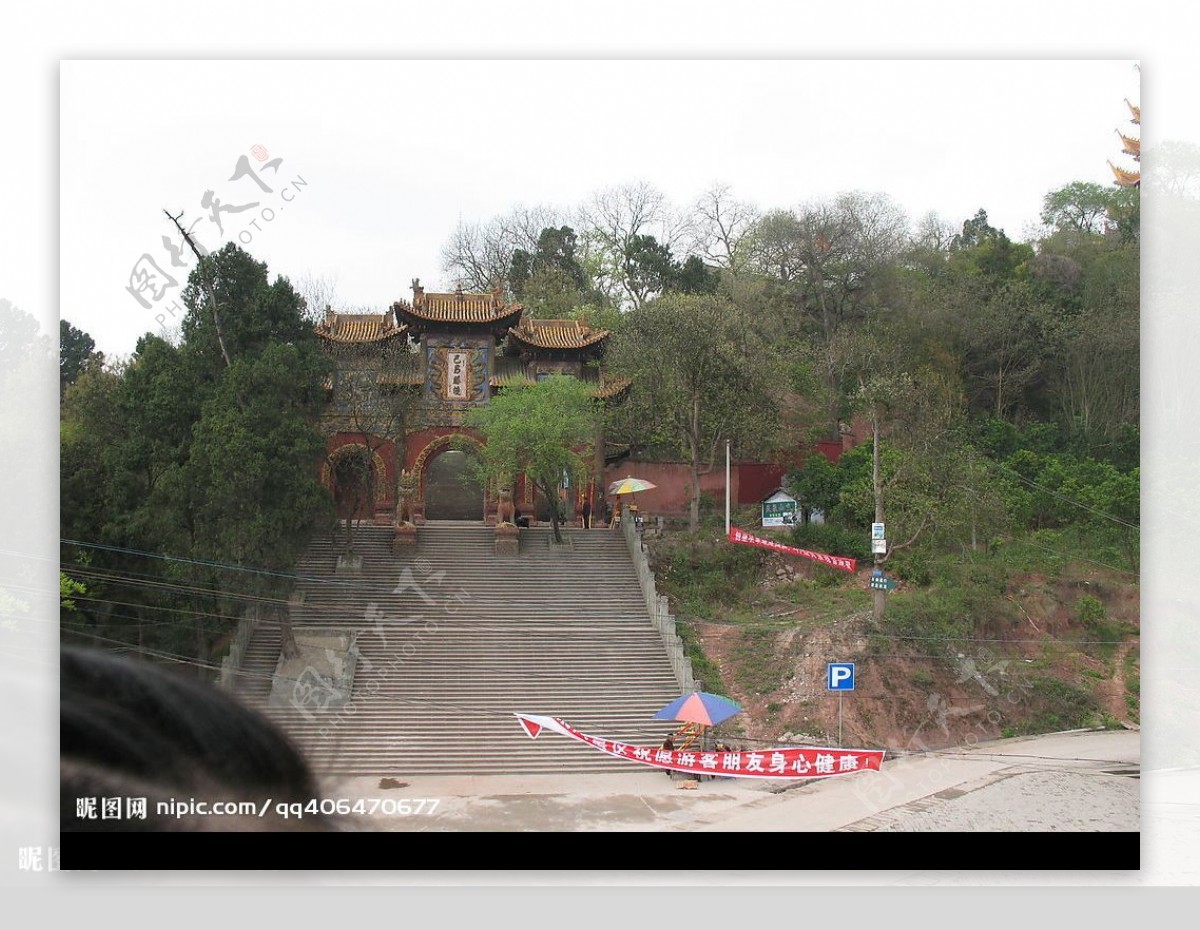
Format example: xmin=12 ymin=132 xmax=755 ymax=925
xmin=394 ymin=281 xmax=523 ymax=330
xmin=489 ymin=356 xmax=530 ymax=389
xmin=508 ymin=317 xmax=610 ymax=353
xmin=1108 ymin=160 xmax=1141 ymax=187
xmin=1126 ymin=99 xmax=1140 ymax=125
xmin=315 ymin=311 xmax=408 ymax=345
xmin=487 ymin=359 xmax=630 ymax=400
xmin=593 ymin=373 xmax=632 ymax=400
xmin=1117 ymin=130 xmax=1140 ymax=159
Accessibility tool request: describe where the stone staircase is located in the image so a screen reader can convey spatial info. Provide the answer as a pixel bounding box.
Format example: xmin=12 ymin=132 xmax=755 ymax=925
xmin=232 ymin=522 xmax=684 ymax=775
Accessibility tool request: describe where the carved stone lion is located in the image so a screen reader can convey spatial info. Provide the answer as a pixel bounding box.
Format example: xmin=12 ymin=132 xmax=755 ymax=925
xmin=396 ymin=469 xmax=417 ymax=526
xmin=495 ymin=486 xmax=516 ymax=526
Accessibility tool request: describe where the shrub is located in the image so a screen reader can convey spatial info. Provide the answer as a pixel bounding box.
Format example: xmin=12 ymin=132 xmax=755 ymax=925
xmin=789 ymin=523 xmax=870 ymax=563
xmin=910 ymin=669 xmax=934 ymax=688
xmin=1075 ymin=594 xmax=1106 ymax=627
xmin=891 ymin=552 xmax=932 ymax=586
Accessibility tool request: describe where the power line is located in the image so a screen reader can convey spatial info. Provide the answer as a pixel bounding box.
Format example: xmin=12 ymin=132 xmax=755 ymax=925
xmin=57 ymin=539 xmax=362 ymax=590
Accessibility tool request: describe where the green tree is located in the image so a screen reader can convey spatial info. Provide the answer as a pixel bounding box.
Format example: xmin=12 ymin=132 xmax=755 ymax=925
xmin=609 ymin=293 xmax=780 ymax=532
xmin=60 ymin=319 xmax=102 ymax=398
xmin=786 ymin=452 xmax=842 ymax=523
xmin=180 ymin=242 xmax=317 ymax=373
xmin=948 ymin=209 xmax=1034 ymax=284
xmin=464 ymin=375 xmax=599 ymax=544
xmin=509 ymin=225 xmax=588 ymax=298
xmin=60 ymin=571 xmax=87 ymax=612
xmin=1040 ymin=181 xmax=1136 ymax=237
xmin=59 ymin=244 xmax=332 ymax=665
xmin=187 ymin=342 xmax=332 ymax=657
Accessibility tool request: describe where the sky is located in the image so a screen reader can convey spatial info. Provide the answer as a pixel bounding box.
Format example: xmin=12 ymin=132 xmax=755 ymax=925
xmin=7 ymin=0 xmax=1200 ymax=903
xmin=57 ymin=58 xmax=1142 ymax=359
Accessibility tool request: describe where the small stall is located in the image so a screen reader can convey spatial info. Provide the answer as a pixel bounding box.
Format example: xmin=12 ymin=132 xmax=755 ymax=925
xmin=760 ymin=488 xmax=799 ymax=527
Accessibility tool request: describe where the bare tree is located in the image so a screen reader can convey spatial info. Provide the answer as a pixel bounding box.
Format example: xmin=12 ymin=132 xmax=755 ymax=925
xmin=912 ymin=210 xmax=958 ymax=254
xmin=747 ymin=191 xmax=910 ymax=345
xmin=686 ymin=183 xmax=759 ymax=277
xmin=577 ymin=182 xmax=682 ymax=309
xmin=440 ymin=204 xmax=564 ymax=294
xmin=293 ymin=272 xmax=342 ymax=325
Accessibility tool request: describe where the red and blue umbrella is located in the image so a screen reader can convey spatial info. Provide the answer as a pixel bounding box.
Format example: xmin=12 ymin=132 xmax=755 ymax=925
xmin=653 ymin=691 xmax=742 ymax=727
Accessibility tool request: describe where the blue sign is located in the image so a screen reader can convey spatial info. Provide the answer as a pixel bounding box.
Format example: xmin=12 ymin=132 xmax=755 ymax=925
xmin=827 ymin=662 xmax=856 ymax=692
xmin=869 ymin=573 xmax=898 ymax=591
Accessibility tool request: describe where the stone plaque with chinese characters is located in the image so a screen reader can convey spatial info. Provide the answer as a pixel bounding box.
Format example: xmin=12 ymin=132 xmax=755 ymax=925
xmin=422 ymin=337 xmax=490 ymax=426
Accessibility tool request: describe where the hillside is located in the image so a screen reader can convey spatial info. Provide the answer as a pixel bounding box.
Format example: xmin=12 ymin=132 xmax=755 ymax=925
xmin=645 ymin=516 xmax=1140 ymax=753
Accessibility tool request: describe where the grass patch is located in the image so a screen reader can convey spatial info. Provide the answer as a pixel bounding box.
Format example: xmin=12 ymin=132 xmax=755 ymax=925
xmin=651 ymin=531 xmax=767 ymax=620
xmin=729 ymin=627 xmax=792 ymax=696
xmin=881 ymin=583 xmax=1006 ymax=652
xmin=1002 ymin=675 xmax=1099 ymax=736
xmin=675 ymin=619 xmax=725 ymax=695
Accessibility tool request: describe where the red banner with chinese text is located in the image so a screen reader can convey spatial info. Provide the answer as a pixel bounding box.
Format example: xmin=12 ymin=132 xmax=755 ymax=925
xmin=515 ymin=713 xmax=883 ymax=779
xmin=728 ymin=527 xmax=858 ymax=573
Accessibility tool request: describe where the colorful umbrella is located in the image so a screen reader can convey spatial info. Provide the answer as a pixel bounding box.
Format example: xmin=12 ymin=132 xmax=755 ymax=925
xmin=608 ymin=477 xmax=657 ymax=495
xmin=653 ymin=691 xmax=742 ymax=727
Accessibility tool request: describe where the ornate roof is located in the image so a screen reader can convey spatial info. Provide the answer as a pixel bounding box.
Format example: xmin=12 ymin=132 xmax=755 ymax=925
xmin=489 ymin=356 xmax=529 ymax=388
xmin=315 ymin=311 xmax=407 ymax=345
xmin=1110 ymin=97 xmax=1141 ymax=188
xmin=1108 ymin=160 xmax=1141 ymax=188
xmin=593 ymin=373 xmax=631 ymax=400
xmin=508 ymin=317 xmax=610 ymax=353
xmin=1117 ymin=130 xmax=1140 ymax=159
xmin=393 ymin=280 xmax=524 ymax=329
xmin=486 ymin=358 xmax=630 ymax=400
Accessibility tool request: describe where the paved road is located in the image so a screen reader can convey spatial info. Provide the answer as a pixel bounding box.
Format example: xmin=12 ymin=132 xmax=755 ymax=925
xmin=325 ymin=728 xmax=1139 ymax=833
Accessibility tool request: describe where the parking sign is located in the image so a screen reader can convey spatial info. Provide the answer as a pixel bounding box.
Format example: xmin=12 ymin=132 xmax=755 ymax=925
xmin=827 ymin=662 xmax=856 ymax=691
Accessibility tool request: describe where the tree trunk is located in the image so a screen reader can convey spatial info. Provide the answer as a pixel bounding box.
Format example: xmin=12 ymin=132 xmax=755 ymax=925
xmin=539 ymin=479 xmax=564 ymax=544
xmin=689 ymin=395 xmax=701 ymax=532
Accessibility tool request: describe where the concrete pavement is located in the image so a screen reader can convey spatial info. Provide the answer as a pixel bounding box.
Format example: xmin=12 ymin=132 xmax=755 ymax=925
xmin=323 ymin=727 xmax=1139 ymax=832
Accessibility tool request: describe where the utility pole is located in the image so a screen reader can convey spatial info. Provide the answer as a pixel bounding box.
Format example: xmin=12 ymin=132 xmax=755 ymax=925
xmin=872 ymin=416 xmax=886 ymax=621
xmin=725 ymin=439 xmax=731 ymax=535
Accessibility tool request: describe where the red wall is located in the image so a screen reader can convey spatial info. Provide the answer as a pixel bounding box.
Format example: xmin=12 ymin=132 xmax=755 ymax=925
xmin=737 ymin=463 xmax=790 ymax=503
xmin=602 ymin=442 xmax=850 ymax=518
xmin=602 ymin=460 xmax=788 ymax=517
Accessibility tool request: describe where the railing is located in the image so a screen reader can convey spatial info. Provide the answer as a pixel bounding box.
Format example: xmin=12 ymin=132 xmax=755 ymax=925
xmin=620 ymin=504 xmax=696 ymax=693
xmin=218 ymin=604 xmax=259 ymax=689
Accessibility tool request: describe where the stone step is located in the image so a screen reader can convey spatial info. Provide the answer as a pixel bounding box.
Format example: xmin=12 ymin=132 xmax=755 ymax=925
xmin=228 ymin=519 xmax=682 ymax=774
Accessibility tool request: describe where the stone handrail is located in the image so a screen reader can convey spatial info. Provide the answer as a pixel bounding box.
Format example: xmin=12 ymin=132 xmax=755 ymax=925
xmin=218 ymin=605 xmax=259 ymax=689
xmin=620 ymin=504 xmax=697 ymax=693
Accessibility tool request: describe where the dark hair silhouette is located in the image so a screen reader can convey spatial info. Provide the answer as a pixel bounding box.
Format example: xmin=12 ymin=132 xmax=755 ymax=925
xmin=61 ymin=646 xmax=338 ymax=831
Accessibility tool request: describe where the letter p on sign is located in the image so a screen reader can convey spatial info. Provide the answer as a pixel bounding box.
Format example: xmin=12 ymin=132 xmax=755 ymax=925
xmin=827 ymin=662 xmax=856 ymax=691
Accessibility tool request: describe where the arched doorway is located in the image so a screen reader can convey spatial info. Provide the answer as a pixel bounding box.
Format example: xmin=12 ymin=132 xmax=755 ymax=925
xmin=323 ymin=443 xmax=388 ymax=521
xmin=423 ymin=449 xmax=485 ymax=520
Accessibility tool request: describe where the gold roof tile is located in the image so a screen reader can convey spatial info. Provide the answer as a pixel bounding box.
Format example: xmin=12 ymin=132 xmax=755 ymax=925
xmin=395 ymin=282 xmax=523 ymax=326
xmin=508 ymin=318 xmax=610 ymax=351
xmin=315 ymin=312 xmax=407 ymax=344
